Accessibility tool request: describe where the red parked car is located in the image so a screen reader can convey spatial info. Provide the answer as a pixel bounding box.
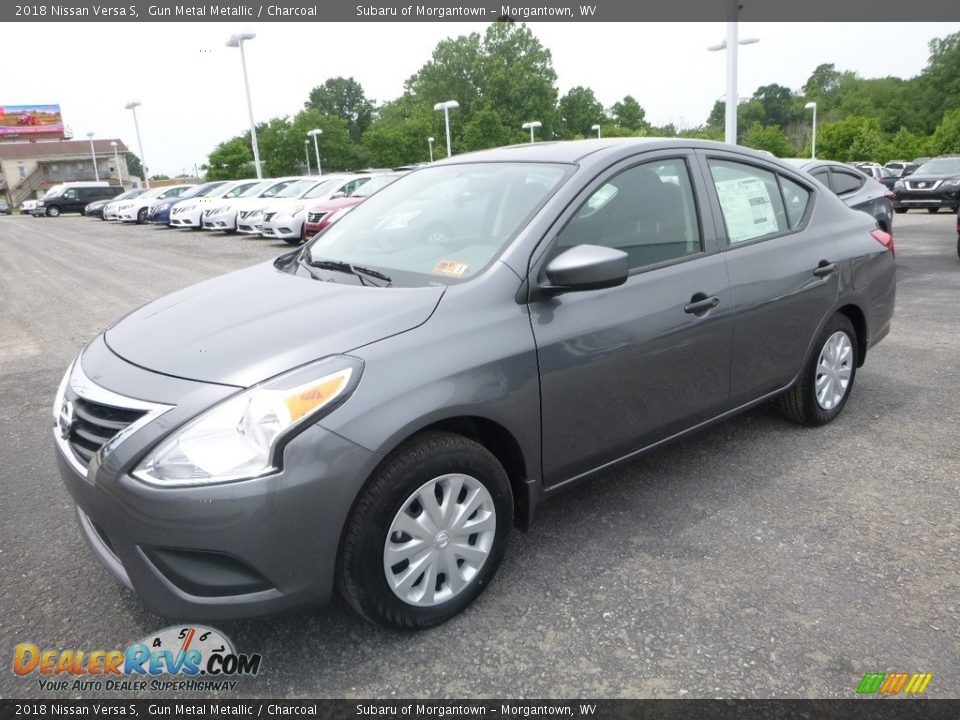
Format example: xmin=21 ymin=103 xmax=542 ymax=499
xmin=303 ymin=172 xmax=406 ymax=241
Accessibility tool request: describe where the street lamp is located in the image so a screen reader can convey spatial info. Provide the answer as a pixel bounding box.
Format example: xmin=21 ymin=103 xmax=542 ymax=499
xmin=522 ymin=121 xmax=542 ymax=144
xmin=591 ymin=124 xmax=602 ymax=139
xmin=304 ymin=139 xmax=311 ymax=175
xmin=433 ymin=100 xmax=459 ymax=158
xmin=226 ymin=31 xmax=263 ymax=180
xmin=110 ymin=140 xmax=122 ymax=185
xmin=307 ymin=128 xmax=322 ymax=175
xmin=805 ymin=101 xmax=818 ymax=158
xmin=124 ymin=101 xmax=149 ymax=188
xmin=707 ymin=3 xmax=760 ymax=146
xmin=428 ymin=136 xmax=435 ymax=163
xmin=86 ymin=132 xmax=99 ymax=182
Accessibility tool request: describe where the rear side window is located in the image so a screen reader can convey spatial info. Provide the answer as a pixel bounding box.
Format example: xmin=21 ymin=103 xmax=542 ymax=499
xmin=708 ymin=160 xmax=789 ymax=244
xmin=778 ymin=176 xmax=811 ymax=229
xmin=831 ymin=170 xmax=865 ymax=195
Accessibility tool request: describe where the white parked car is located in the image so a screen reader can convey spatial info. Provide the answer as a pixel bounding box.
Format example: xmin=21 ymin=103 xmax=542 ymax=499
xmin=167 ymin=179 xmax=260 ymax=229
xmin=228 ymin=177 xmax=313 ymax=235
xmin=117 ymin=184 xmax=194 ymax=224
xmin=202 ymin=177 xmax=309 ymax=234
xmin=260 ymin=175 xmax=370 ymax=243
xmin=20 ymin=199 xmax=40 ymax=215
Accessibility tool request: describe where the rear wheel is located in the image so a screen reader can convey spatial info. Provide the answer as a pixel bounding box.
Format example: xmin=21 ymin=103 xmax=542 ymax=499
xmin=779 ymin=313 xmax=858 ymax=426
xmin=339 ymin=431 xmax=513 ymax=630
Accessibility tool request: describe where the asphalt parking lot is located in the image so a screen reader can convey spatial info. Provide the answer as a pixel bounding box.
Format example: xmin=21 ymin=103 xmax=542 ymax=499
xmin=0 ymin=212 xmax=957 ymax=699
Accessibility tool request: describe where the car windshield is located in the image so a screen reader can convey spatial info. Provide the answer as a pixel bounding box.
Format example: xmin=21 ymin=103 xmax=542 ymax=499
xmin=305 ymin=162 xmax=568 ymax=286
xmin=223 ymin=182 xmax=259 ymax=198
xmin=234 ymin=181 xmax=269 ymax=198
xmin=353 ymin=174 xmax=402 ymax=198
xmin=915 ymin=158 xmax=960 ymax=175
xmin=191 ymin=182 xmax=228 ymax=198
xmin=301 ymin=180 xmax=338 ymax=200
xmin=44 ymin=187 xmax=65 ymax=199
xmin=260 ymin=180 xmax=298 ymax=198
xmin=274 ymin=179 xmax=318 ymax=198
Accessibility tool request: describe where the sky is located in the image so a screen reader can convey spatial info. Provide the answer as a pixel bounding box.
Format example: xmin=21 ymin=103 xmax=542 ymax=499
xmin=4 ymin=21 xmax=958 ymax=176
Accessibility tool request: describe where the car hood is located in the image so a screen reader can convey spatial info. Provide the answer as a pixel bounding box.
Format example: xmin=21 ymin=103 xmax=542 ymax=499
xmin=903 ymin=173 xmax=960 ymax=182
xmin=104 ymin=260 xmax=445 ymax=387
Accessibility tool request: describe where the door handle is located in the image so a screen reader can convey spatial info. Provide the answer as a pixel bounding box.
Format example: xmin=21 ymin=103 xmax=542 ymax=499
xmin=813 ymin=261 xmax=837 ymax=278
xmin=684 ymin=295 xmax=720 ymax=314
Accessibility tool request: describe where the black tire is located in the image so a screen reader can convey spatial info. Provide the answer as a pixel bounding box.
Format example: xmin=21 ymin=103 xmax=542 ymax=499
xmin=339 ymin=431 xmax=513 ymax=630
xmin=927 ymin=207 xmax=940 ymax=214
xmin=136 ymin=207 xmax=148 ymax=224
xmin=779 ymin=313 xmax=858 ymax=426
xmin=46 ymin=206 xmax=61 ymax=217
xmin=894 ymin=208 xmax=908 ymax=214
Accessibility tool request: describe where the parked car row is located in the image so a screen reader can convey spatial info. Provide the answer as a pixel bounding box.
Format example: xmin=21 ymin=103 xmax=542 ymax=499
xmin=81 ymin=172 xmax=407 ymax=244
xmin=785 ymin=159 xmax=895 ymax=233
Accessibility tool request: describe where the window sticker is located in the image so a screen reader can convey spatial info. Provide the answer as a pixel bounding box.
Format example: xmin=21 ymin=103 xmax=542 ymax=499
xmin=433 ymin=260 xmax=469 ymax=277
xmin=714 ymin=176 xmax=780 ymax=243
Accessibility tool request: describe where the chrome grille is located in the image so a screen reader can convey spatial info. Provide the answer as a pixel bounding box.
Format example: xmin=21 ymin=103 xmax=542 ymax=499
xmin=263 ymin=212 xmax=277 ymax=221
xmin=67 ymin=396 xmax=146 ymax=465
xmin=307 ymin=211 xmax=327 ymax=223
xmin=906 ymin=180 xmax=940 ymax=190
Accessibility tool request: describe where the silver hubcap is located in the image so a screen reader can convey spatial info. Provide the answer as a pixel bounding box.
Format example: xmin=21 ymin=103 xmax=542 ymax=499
xmin=384 ymin=473 xmax=496 ymax=607
xmin=815 ymin=330 xmax=853 ymax=410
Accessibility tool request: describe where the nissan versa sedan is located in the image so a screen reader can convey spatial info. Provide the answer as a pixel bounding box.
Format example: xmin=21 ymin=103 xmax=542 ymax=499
xmin=52 ymin=139 xmax=896 ymax=629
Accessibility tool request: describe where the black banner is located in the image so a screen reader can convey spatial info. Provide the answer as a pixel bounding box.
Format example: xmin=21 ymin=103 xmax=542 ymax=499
xmin=4 ymin=700 xmax=960 ymax=720
xmin=3 ymin=0 xmax=960 ymax=22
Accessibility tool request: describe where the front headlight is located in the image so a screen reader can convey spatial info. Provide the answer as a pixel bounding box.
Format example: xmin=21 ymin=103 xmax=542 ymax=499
xmin=133 ymin=356 xmax=362 ymax=486
xmin=180 ymin=204 xmax=196 ymax=211
xmin=290 ymin=206 xmax=304 ymax=216
xmin=894 ymin=180 xmax=904 ymax=190
xmin=52 ymin=358 xmax=75 ymax=423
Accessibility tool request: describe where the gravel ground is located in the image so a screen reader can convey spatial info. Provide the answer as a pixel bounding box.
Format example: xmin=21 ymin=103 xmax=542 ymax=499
xmin=0 ymin=212 xmax=957 ymax=700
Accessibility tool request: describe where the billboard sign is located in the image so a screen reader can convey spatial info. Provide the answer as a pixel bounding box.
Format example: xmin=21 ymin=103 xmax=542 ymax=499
xmin=0 ymin=104 xmax=65 ymax=139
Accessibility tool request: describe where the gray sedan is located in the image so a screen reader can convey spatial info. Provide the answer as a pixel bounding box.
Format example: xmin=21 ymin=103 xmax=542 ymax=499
xmin=52 ymin=139 xmax=896 ymax=629
xmin=784 ymin=158 xmax=894 ymax=234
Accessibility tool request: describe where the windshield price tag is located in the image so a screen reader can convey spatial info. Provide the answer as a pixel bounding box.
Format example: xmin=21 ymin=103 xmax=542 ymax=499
xmin=434 ymin=260 xmax=469 ymax=276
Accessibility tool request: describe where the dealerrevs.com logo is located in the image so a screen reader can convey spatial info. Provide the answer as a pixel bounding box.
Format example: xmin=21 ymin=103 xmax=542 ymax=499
xmin=13 ymin=625 xmax=262 ymax=693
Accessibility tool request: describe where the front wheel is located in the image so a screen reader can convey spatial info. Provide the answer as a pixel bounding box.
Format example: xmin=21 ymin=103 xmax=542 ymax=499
xmin=339 ymin=431 xmax=513 ymax=630
xmin=927 ymin=208 xmax=940 ymax=215
xmin=894 ymin=208 xmax=908 ymax=214
xmin=136 ymin=207 xmax=148 ymax=224
xmin=46 ymin=206 xmax=61 ymax=217
xmin=779 ymin=313 xmax=858 ymax=426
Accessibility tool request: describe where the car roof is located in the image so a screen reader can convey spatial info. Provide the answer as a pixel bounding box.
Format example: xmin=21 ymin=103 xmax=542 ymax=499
xmin=430 ymin=137 xmax=780 ymax=167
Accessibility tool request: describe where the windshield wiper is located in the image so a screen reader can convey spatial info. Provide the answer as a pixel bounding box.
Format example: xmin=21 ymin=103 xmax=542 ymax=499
xmin=305 ymin=258 xmax=392 ymax=287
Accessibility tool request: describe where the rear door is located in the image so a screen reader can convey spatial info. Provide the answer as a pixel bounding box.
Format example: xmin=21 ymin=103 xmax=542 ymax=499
xmin=529 ymin=151 xmax=733 ymax=485
xmin=699 ymin=152 xmax=839 ymax=407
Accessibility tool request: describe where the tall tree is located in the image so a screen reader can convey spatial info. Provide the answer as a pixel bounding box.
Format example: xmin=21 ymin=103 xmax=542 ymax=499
xmin=610 ymin=95 xmax=647 ymax=132
xmin=203 ymin=138 xmax=253 ymax=180
xmin=558 ymin=86 xmax=604 ymax=138
xmin=304 ymin=77 xmax=375 ymax=143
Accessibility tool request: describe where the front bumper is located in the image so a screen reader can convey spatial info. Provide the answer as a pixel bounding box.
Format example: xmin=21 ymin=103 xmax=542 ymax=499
xmin=893 ymin=188 xmax=960 ymax=209
xmin=170 ymin=209 xmax=202 ymax=227
xmin=53 ymin=339 xmax=379 ymax=619
xmin=260 ymin=217 xmax=303 ymax=240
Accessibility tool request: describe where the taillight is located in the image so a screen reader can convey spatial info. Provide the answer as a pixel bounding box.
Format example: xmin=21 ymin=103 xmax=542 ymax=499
xmin=871 ymin=228 xmax=894 ymax=256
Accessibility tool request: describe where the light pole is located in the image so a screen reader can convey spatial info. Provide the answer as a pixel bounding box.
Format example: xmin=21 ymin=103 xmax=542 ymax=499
xmin=86 ymin=132 xmax=99 ymax=181
xmin=433 ymin=100 xmax=459 ymax=158
xmin=110 ymin=140 xmax=122 ymax=185
xmin=428 ymin=136 xmax=435 ymax=163
xmin=304 ymin=139 xmax=311 ymax=175
xmin=308 ymin=128 xmax=322 ymax=175
xmin=124 ymin=101 xmax=149 ymax=188
xmin=805 ymin=101 xmax=818 ymax=158
xmin=707 ymin=5 xmax=759 ymax=146
xmin=522 ymin=121 xmax=542 ymax=144
xmin=226 ymin=32 xmax=262 ymax=180
xmin=591 ymin=124 xmax=602 ymax=139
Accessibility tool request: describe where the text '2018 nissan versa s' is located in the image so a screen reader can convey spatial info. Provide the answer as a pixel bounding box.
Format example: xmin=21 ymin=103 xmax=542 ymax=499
xmin=52 ymin=139 xmax=896 ymax=629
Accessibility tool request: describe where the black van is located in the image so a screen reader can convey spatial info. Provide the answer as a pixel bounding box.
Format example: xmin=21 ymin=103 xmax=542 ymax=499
xmin=37 ymin=184 xmax=124 ymax=217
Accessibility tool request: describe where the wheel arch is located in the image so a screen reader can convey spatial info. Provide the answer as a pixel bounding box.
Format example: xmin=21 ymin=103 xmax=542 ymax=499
xmin=836 ymin=303 xmax=868 ymax=367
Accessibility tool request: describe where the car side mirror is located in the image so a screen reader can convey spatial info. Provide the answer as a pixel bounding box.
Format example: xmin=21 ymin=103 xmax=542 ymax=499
xmin=541 ymin=244 xmax=629 ymax=294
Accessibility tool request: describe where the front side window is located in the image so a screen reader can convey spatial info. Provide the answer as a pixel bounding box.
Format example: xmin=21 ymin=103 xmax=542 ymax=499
xmin=709 ymin=160 xmax=789 ymax=244
xmin=556 ymin=158 xmax=702 ymax=270
xmin=306 ymin=163 xmax=568 ymax=285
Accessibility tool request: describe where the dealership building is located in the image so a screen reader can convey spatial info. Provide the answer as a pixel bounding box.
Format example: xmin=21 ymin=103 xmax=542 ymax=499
xmin=0 ymin=139 xmax=136 ymax=207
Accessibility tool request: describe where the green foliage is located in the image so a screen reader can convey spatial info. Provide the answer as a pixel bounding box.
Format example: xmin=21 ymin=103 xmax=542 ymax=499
xmin=930 ymin=108 xmax=960 ymax=155
xmin=816 ymin=116 xmax=884 ymax=163
xmin=887 ymin=127 xmax=929 ymax=161
xmin=305 ymin=77 xmax=375 ymax=143
xmin=558 ymin=86 xmax=604 ymax=138
xmin=125 ymin=152 xmax=144 ymax=181
xmin=360 ymin=98 xmax=434 ymax=166
xmin=203 ymin=138 xmax=253 ymax=180
xmin=609 ymin=95 xmax=647 ymax=132
xmin=741 ymin=123 xmax=797 ymax=157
